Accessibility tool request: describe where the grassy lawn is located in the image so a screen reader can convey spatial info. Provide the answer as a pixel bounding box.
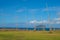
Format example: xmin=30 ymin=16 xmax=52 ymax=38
xmin=0 ymin=30 xmax=60 ymax=40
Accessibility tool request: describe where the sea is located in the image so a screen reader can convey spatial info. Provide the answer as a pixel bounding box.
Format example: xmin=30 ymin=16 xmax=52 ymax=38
xmin=0 ymin=27 xmax=60 ymax=31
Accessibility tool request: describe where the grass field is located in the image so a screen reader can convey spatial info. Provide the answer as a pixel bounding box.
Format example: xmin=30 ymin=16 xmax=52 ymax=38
xmin=0 ymin=30 xmax=60 ymax=40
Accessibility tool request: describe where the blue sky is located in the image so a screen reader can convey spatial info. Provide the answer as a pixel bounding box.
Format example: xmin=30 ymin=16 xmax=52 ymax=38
xmin=0 ymin=0 xmax=60 ymax=26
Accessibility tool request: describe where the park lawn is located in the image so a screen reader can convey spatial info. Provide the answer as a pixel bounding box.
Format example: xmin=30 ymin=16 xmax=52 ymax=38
xmin=0 ymin=31 xmax=60 ymax=40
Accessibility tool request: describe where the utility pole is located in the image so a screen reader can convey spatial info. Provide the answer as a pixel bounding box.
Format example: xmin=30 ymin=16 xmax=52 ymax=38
xmin=33 ymin=20 xmax=36 ymax=31
xmin=25 ymin=14 xmax=28 ymax=31
xmin=25 ymin=8 xmax=28 ymax=31
xmin=31 ymin=11 xmax=36 ymax=31
xmin=2 ymin=14 xmax=5 ymax=31
xmin=16 ymin=16 xmax=18 ymax=31
xmin=33 ymin=18 xmax=36 ymax=31
xmin=34 ymin=21 xmax=36 ymax=31
xmin=48 ymin=13 xmax=52 ymax=32
xmin=46 ymin=2 xmax=52 ymax=33
xmin=58 ymin=12 xmax=60 ymax=28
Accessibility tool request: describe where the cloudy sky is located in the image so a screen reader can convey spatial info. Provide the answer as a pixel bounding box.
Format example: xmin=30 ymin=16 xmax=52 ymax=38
xmin=0 ymin=0 xmax=60 ymax=27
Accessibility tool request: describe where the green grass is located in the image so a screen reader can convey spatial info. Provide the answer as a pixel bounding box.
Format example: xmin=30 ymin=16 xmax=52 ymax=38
xmin=0 ymin=30 xmax=60 ymax=40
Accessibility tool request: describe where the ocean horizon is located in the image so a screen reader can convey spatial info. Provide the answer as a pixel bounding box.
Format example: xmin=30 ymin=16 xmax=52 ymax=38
xmin=0 ymin=27 xmax=60 ymax=31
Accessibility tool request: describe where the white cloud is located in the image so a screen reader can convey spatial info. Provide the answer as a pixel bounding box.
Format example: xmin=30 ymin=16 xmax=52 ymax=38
xmin=29 ymin=20 xmax=37 ymax=24
xmin=29 ymin=20 xmax=49 ymax=24
xmin=16 ymin=7 xmax=27 ymax=13
xmin=54 ymin=18 xmax=60 ymax=20
xmin=58 ymin=12 xmax=60 ymax=15
xmin=16 ymin=8 xmax=41 ymax=13
xmin=41 ymin=20 xmax=49 ymax=24
xmin=16 ymin=8 xmax=25 ymax=12
xmin=29 ymin=20 xmax=60 ymax=24
xmin=53 ymin=18 xmax=60 ymax=24
xmin=28 ymin=9 xmax=40 ymax=13
xmin=56 ymin=21 xmax=60 ymax=24
xmin=16 ymin=7 xmax=60 ymax=13
xmin=41 ymin=7 xmax=60 ymax=12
